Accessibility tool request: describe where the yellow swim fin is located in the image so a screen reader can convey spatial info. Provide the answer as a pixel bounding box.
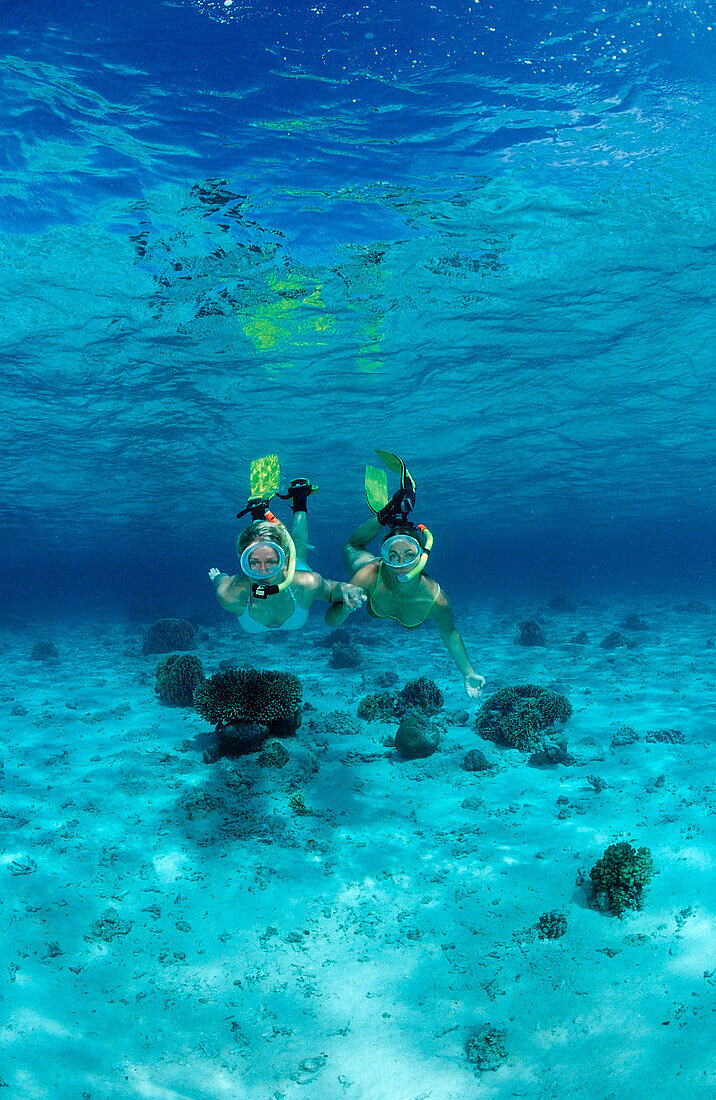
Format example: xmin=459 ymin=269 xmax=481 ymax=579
xmin=374 ymin=450 xmax=416 ymax=497
xmin=368 ymin=450 xmax=417 ymax=525
xmin=365 ymin=464 xmax=389 ymax=516
xmin=249 ymin=454 xmax=281 ymax=499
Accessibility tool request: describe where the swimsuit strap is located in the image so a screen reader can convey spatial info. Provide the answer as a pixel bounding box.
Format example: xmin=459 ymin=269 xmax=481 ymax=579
xmin=238 ymin=584 xmax=308 ymax=633
xmin=368 ymin=562 xmax=439 ymax=628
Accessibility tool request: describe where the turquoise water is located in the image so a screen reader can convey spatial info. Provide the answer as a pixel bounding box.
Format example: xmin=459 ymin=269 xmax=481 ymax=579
xmin=1 ymin=6 xmax=715 ymax=1097
xmin=1 ymin=0 xmax=713 ymax=611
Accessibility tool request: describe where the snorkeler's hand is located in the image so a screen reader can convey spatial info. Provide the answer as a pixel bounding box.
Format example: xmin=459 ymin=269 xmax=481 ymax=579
xmin=208 ymin=568 xmax=224 ymax=585
xmin=464 ymin=673 xmax=485 ymax=699
xmin=340 ymin=583 xmax=367 ymax=613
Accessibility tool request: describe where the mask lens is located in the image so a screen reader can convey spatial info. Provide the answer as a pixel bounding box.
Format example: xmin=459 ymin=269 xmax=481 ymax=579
xmin=381 ymin=535 xmax=421 ymax=570
xmin=240 ymin=541 xmax=286 ymax=581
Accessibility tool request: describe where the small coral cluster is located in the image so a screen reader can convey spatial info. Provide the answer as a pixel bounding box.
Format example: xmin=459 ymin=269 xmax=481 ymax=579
xmin=330 ymin=642 xmax=362 ymax=669
xmin=142 ymin=618 xmax=196 ymax=656
xmin=194 ymin=667 xmax=302 ymax=728
xmin=357 ymin=676 xmax=444 ymax=722
xmin=536 ymin=911 xmax=567 ymax=939
xmin=475 ymin=684 xmax=572 ymax=752
xmin=399 ymin=676 xmax=444 ymax=715
xmin=155 ymin=654 xmax=205 ymax=706
xmin=258 ymin=740 xmax=289 ymax=769
xmin=590 ymin=841 xmax=654 ymax=916
xmin=516 ymin=619 xmax=546 ymax=646
xmin=465 ymin=1024 xmax=508 ymax=1072
xmin=357 ymin=691 xmax=398 ymax=722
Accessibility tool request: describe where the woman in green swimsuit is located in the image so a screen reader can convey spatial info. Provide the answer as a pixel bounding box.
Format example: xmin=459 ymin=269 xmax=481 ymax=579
xmin=326 ymin=513 xmax=485 ymax=699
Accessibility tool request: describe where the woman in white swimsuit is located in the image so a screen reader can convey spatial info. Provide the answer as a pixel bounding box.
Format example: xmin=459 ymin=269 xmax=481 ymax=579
xmin=208 ymin=484 xmax=365 ymax=632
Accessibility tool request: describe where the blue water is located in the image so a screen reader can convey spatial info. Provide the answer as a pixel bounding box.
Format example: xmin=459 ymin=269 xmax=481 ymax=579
xmin=1 ymin=7 xmax=715 ymax=1097
xmin=1 ymin=0 xmax=714 ymax=614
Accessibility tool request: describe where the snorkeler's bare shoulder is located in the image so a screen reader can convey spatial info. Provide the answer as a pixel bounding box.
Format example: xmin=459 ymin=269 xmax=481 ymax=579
xmin=350 ymin=561 xmax=380 ymax=594
xmin=289 ymin=569 xmax=325 ymax=606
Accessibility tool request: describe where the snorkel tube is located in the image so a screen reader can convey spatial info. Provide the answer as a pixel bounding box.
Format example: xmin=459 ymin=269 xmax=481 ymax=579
xmin=401 ymin=523 xmax=432 ymax=582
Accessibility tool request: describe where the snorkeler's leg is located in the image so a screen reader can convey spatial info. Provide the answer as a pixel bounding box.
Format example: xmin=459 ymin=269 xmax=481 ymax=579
xmin=290 ymin=511 xmax=309 ymax=563
xmin=343 ymin=516 xmax=382 ymax=575
xmin=283 ymin=477 xmax=315 ymax=563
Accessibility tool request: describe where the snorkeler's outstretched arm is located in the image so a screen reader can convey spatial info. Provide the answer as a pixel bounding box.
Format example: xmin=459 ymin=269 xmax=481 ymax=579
xmin=324 ymin=564 xmax=374 ymax=627
xmin=208 ymin=568 xmax=245 ymax=612
xmin=431 ymin=594 xmax=485 ymax=699
xmin=290 ymin=571 xmax=366 ymax=617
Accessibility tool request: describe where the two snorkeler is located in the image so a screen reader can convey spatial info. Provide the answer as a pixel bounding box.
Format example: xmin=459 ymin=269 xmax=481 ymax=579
xmin=209 ymin=451 xmax=484 ymax=698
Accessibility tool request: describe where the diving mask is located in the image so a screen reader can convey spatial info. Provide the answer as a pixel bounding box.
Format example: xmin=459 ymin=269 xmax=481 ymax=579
xmin=381 ymin=534 xmax=422 ymax=572
xmin=240 ymin=541 xmax=286 ymax=582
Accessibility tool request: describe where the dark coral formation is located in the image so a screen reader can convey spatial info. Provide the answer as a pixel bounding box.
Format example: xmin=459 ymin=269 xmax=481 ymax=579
xmin=675 ymin=599 xmax=711 ymax=614
xmin=374 ymin=670 xmax=399 ymax=688
xmin=465 ymin=1025 xmax=508 ymax=1072
xmin=31 ymin=641 xmax=59 ymax=662
xmin=462 ymin=748 xmax=492 ymax=773
xmin=610 ymin=725 xmax=639 ymax=748
xmin=600 ymin=630 xmax=627 ymax=650
xmin=475 ymin=684 xmax=572 ymax=753
xmin=87 ymin=908 xmax=133 ymax=942
xmin=645 ymin=728 xmax=685 ymax=744
xmin=289 ymin=791 xmax=312 ymax=816
xmin=397 ymin=676 xmax=444 ymax=717
xmin=195 ymin=667 xmax=302 ymax=730
xmin=395 ymin=713 xmax=441 ymax=759
xmin=330 ymin=642 xmax=362 ymax=669
xmin=536 ymin=911 xmax=567 ymax=939
xmin=207 ymin=721 xmax=266 ymax=762
xmin=589 ymin=841 xmax=654 ymax=916
xmin=142 ymin=618 xmax=196 ymax=656
xmin=621 ymin=612 xmax=648 ymax=631
xmin=155 ymin=653 xmax=205 ymax=706
xmin=444 ymin=708 xmax=470 ymax=726
xmin=571 ymin=631 xmax=589 ymax=645
xmin=357 ymin=677 xmax=444 ymax=722
xmin=516 ymin=619 xmax=547 ymax=646
xmin=357 ymin=691 xmax=398 ymax=722
xmin=258 ymin=739 xmax=290 ymax=768
xmin=528 ymin=731 xmax=572 ymax=767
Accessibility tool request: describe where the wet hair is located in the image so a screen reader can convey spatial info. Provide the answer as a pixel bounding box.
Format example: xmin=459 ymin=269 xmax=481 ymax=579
xmin=381 ymin=525 xmax=425 ymax=548
xmin=236 ymin=519 xmax=290 ymax=558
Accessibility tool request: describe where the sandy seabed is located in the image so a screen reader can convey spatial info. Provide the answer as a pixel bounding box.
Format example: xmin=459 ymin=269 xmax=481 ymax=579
xmin=1 ymin=594 xmax=714 ymax=1099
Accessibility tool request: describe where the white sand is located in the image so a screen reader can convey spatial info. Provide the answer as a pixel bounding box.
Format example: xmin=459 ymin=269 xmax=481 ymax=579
xmin=1 ymin=596 xmax=714 ymax=1098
